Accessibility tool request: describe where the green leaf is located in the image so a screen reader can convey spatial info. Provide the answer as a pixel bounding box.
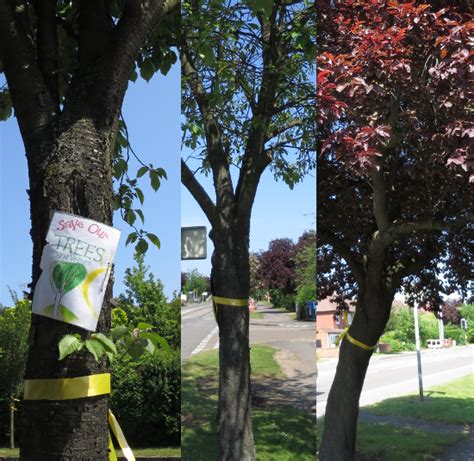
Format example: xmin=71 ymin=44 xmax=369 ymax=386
xmin=0 ymin=89 xmax=13 ymax=121
xmin=129 ymin=68 xmax=138 ymax=82
xmin=106 ymin=351 xmax=115 ymax=363
xmin=91 ymin=333 xmax=117 ymax=354
xmin=146 ymin=233 xmax=161 ymax=249
xmin=140 ymin=332 xmax=171 ymax=353
xmin=137 ymin=322 xmax=154 ymax=330
xmin=136 ymin=209 xmax=145 ymax=224
xmin=140 ymin=58 xmax=156 ymax=82
xmin=125 ymin=232 xmax=138 ymax=246
xmin=52 ymin=262 xmax=87 ymax=294
xmin=136 ymin=166 xmax=148 ymax=178
xmin=135 ymin=187 xmax=145 ymax=205
xmin=59 ymin=305 xmax=80 ymax=323
xmin=144 ymin=338 xmax=155 ymax=354
xmin=156 ymin=167 xmax=167 ymax=180
xmin=127 ymin=341 xmax=145 ymax=361
xmin=85 ymin=338 xmax=106 ymax=362
xmin=136 ymin=238 xmax=149 ymax=255
xmin=58 ymin=335 xmax=84 ymax=360
xmin=149 ymin=170 xmax=161 ymax=191
xmin=125 ymin=209 xmax=136 ymax=226
xmin=111 ymin=325 xmax=129 ymax=341
xmin=251 ymin=0 xmax=274 ymax=19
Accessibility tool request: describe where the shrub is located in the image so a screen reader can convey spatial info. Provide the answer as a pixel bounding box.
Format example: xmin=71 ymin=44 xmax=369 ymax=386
xmin=444 ymin=324 xmax=467 ymax=345
xmin=296 ymin=284 xmax=316 ymax=308
xmin=111 ymin=350 xmax=180 ymax=447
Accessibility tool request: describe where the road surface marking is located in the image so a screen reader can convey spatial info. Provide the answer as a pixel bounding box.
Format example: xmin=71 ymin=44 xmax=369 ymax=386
xmin=191 ymin=326 xmax=219 ymax=356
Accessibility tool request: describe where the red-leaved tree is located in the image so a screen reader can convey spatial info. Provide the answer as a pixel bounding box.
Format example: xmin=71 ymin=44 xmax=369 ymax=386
xmin=256 ymin=238 xmax=297 ymax=295
xmin=317 ymin=2 xmax=472 ymax=458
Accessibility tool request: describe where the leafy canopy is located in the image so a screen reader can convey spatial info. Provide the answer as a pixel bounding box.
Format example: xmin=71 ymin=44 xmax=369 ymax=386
xmin=182 ymin=0 xmax=315 ymax=189
xmin=317 ymin=1 xmax=473 ymax=308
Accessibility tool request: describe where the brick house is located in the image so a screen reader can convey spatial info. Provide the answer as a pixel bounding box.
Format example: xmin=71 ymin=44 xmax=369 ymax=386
xmin=316 ymin=297 xmax=356 ymax=354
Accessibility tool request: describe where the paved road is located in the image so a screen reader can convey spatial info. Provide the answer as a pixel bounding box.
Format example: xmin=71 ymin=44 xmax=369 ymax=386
xmin=317 ymin=345 xmax=474 ymax=417
xmin=182 ymin=302 xmax=316 ymax=411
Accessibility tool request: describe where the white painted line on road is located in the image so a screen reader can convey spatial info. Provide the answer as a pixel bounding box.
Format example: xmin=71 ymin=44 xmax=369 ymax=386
xmin=191 ymin=326 xmax=219 ymax=356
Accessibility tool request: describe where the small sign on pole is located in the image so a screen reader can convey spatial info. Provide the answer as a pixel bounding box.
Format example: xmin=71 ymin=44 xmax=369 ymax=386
xmin=181 ymin=226 xmax=207 ymax=260
xmin=413 ymin=302 xmax=424 ymax=400
xmin=32 ymin=211 xmax=120 ymax=331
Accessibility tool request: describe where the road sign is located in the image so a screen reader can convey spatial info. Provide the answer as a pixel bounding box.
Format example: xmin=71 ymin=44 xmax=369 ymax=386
xmin=181 ymin=226 xmax=207 ymax=260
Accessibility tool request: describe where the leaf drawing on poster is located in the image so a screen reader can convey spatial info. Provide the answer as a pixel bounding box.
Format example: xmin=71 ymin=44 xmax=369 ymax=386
xmin=44 ymin=262 xmax=87 ymax=322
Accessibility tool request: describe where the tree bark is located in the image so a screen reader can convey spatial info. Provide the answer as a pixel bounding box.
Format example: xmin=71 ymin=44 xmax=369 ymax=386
xmin=319 ymin=283 xmax=394 ymax=460
xmin=211 ymin=224 xmax=256 ymax=461
xmin=20 ymin=114 xmax=116 ymax=460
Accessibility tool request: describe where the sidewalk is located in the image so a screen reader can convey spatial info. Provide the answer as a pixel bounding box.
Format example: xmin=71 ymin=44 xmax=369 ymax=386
xmin=250 ymin=303 xmax=316 ymax=414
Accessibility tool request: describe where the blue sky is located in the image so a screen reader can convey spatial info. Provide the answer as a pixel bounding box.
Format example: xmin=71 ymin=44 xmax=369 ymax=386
xmin=0 ymin=65 xmax=180 ymax=305
xmin=1 ymin=62 xmax=316 ymax=305
xmin=181 ymin=167 xmax=316 ymax=276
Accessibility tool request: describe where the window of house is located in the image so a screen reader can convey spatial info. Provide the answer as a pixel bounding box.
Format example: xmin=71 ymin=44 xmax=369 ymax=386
xmin=328 ymin=333 xmax=340 ymax=348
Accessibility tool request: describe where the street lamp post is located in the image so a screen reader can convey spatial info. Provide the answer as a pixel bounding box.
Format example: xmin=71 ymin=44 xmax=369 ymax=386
xmin=413 ymin=302 xmax=424 ymax=401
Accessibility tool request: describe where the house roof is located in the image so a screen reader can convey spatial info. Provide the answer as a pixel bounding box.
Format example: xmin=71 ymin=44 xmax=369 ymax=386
xmin=317 ymin=296 xmax=356 ymax=313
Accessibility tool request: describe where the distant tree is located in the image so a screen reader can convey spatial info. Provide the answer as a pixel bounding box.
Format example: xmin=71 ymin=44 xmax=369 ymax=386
xmin=0 ymin=299 xmax=30 ymax=448
xmin=118 ymin=253 xmax=179 ymax=349
xmin=317 ymin=2 xmax=472 ymax=458
xmin=183 ymin=268 xmax=210 ymax=298
xmin=249 ymin=253 xmax=264 ymax=299
xmin=181 ymin=272 xmax=188 ymax=292
xmin=442 ymin=300 xmax=462 ymax=326
xmin=295 ymin=230 xmax=316 ymax=288
xmin=257 ymin=238 xmax=297 ymax=295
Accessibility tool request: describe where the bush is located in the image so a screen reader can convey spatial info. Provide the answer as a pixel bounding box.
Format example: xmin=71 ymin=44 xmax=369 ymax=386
xmin=111 ymin=350 xmax=180 ymax=447
xmin=380 ymin=330 xmax=415 ymax=353
xmin=444 ymin=324 xmax=467 ymax=345
xmin=296 ymin=284 xmax=316 ymax=308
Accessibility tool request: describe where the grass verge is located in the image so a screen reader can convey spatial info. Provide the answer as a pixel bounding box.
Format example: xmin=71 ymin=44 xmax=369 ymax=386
xmin=182 ymin=345 xmax=315 ymax=460
xmin=367 ymin=374 xmax=474 ymax=424
xmin=250 ymin=311 xmax=264 ymax=319
xmin=0 ymin=447 xmax=180 ymax=458
xmin=318 ymin=374 xmax=473 ymax=459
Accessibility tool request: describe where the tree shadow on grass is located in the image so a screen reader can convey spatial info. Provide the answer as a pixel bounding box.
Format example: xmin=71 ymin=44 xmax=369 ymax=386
xmin=181 ymin=359 xmax=316 ymax=461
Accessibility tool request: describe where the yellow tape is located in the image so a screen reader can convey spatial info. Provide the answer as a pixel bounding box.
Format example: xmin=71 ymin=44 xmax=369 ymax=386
xmin=212 ymin=296 xmax=249 ymax=307
xmin=23 ymin=373 xmax=134 ymax=460
xmin=24 ymin=373 xmax=110 ymax=400
xmin=109 ymin=410 xmax=135 ymax=461
xmin=212 ymin=296 xmax=249 ymax=321
xmin=335 ymin=311 xmax=377 ymax=351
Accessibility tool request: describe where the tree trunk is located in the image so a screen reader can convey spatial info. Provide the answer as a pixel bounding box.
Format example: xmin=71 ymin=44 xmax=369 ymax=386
xmin=211 ymin=226 xmax=256 ymax=461
xmin=20 ymin=112 xmax=116 ymax=460
xmin=319 ymin=284 xmax=394 ymax=460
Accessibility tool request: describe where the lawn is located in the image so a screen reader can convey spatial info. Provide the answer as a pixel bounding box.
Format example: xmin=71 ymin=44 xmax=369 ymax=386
xmin=367 ymin=374 xmax=474 ymax=424
xmin=250 ymin=310 xmax=264 ymax=319
xmin=317 ymin=374 xmax=473 ymax=459
xmin=182 ymin=345 xmax=316 ymax=460
xmin=0 ymin=447 xmax=181 ymax=458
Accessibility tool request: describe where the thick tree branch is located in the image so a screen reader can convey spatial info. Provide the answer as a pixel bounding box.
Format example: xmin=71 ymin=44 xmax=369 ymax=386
xmin=235 ymin=8 xmax=284 ymax=224
xmin=79 ymin=0 xmax=112 ymax=71
xmin=370 ymin=163 xmax=390 ymax=232
xmin=318 ymin=228 xmax=366 ymax=285
xmin=181 ymin=159 xmax=218 ymax=227
xmin=265 ymin=119 xmax=302 ymax=142
xmin=0 ymin=0 xmax=55 ymax=151
xmin=82 ymin=0 xmax=179 ymax=129
xmin=34 ymin=0 xmax=59 ymax=110
xmin=181 ymin=48 xmax=234 ymax=213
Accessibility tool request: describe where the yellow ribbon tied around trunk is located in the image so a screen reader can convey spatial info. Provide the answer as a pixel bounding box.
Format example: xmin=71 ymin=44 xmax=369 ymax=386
xmin=335 ymin=311 xmax=377 ymax=351
xmin=212 ymin=296 xmax=249 ymax=320
xmin=24 ymin=373 xmax=134 ymax=460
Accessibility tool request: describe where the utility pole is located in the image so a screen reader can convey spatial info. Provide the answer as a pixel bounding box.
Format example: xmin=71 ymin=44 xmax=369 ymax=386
xmin=413 ymin=303 xmax=424 ymax=400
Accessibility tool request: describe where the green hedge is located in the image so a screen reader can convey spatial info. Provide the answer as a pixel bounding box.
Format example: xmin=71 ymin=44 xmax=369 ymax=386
xmin=111 ymin=349 xmax=180 ymax=447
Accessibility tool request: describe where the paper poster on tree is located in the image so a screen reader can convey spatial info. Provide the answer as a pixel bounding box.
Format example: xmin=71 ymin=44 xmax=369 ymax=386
xmin=32 ymin=212 xmax=121 ymax=331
